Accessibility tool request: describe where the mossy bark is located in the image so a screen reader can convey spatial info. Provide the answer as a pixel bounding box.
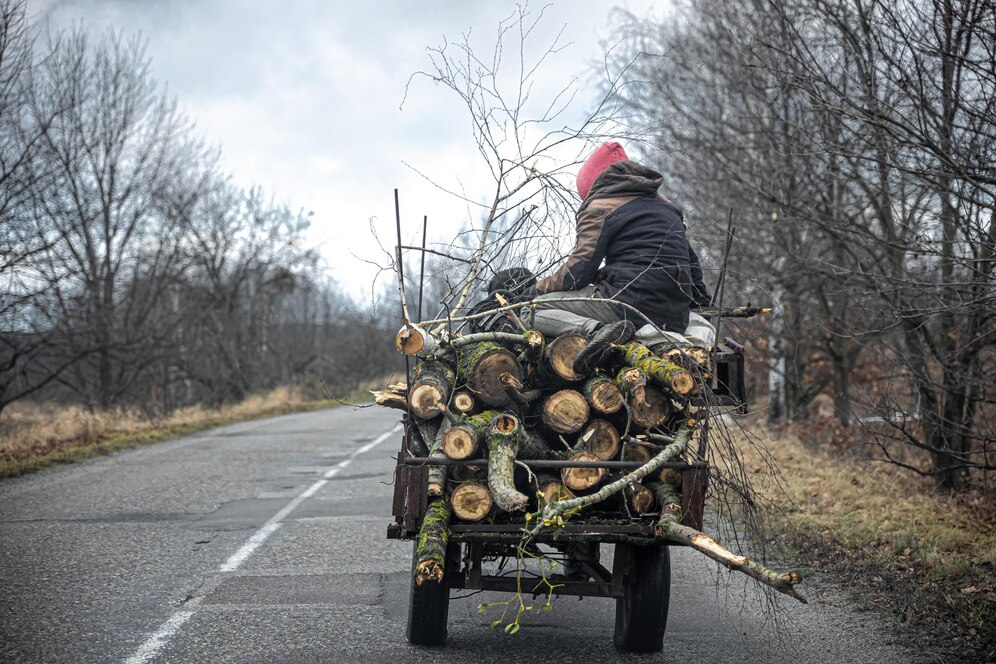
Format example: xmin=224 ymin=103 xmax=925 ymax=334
xmin=486 ymin=417 xmax=529 ymax=512
xmin=617 ymin=342 xmax=695 ymax=395
xmin=457 ymin=342 xmax=522 ymax=406
xmin=441 ymin=409 xmax=499 ymax=460
xmin=427 ymin=418 xmax=452 ymax=496
xmin=414 ymin=496 xmax=451 ymax=585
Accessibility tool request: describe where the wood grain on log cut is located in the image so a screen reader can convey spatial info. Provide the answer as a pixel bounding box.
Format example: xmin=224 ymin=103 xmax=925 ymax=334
xmin=396 ymin=323 xmax=438 ymax=355
xmin=626 ymin=482 xmax=656 ymax=514
xmin=629 ymin=385 xmax=672 ymax=430
xmin=658 ymin=467 xmax=683 ymax=488
xmin=585 ymin=375 xmax=624 ymax=414
xmin=617 ymin=342 xmax=695 ymax=395
xmin=452 ymin=389 xmax=476 ymax=414
xmin=408 ymin=361 xmax=455 ymax=418
xmin=541 ymin=389 xmax=589 ymax=434
xmin=561 ymin=451 xmax=605 ymax=491
xmin=441 ymin=410 xmax=498 ymax=460
xmin=450 ymin=481 xmax=493 ymax=522
xmin=617 ymin=366 xmax=648 ymax=406
xmin=578 ymin=419 xmax=621 ymax=460
xmin=544 ymin=332 xmax=587 ymax=382
xmin=523 ymin=329 xmax=546 ymax=361
xmin=458 ymin=342 xmax=523 ymax=406
xmin=486 ymin=414 xmax=529 ymax=512
xmin=623 ymin=442 xmax=653 ymax=463
xmin=536 ymin=474 xmax=574 ymax=509
xmin=414 ymin=496 xmax=450 ymax=585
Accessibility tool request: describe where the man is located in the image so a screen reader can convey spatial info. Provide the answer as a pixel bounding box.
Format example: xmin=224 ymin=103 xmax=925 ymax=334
xmin=530 ymin=142 xmax=712 ymax=372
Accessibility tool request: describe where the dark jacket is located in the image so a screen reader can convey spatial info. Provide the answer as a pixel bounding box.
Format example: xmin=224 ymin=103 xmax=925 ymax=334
xmin=536 ymin=161 xmax=710 ymax=332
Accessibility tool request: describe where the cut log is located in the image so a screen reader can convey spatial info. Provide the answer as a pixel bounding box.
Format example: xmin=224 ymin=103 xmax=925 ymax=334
xmin=536 ymin=473 xmax=574 ymax=509
xmin=450 ymin=481 xmax=493 ymax=522
xmin=658 ymin=467 xmax=682 ymax=488
xmin=541 ymin=389 xmax=590 ymax=434
xmin=458 ymin=342 xmax=523 ymax=406
xmin=440 ymin=410 xmax=498 ymax=460
xmin=486 ymin=414 xmax=529 ymax=512
xmin=519 ymin=430 xmax=564 ymax=460
xmin=452 ymin=389 xmax=476 ymax=414
xmin=622 ymin=442 xmax=653 ymax=463
xmin=408 ymin=361 xmax=455 ymax=418
xmin=414 ymin=496 xmax=450 ymax=585
xmin=585 ymin=375 xmax=624 ymax=415
xmin=396 ymin=323 xmax=439 ymax=356
xmin=427 ymin=418 xmax=452 ymax=496
xmin=626 ymin=482 xmax=656 ymax=514
xmin=561 ymin=451 xmax=605 ymax=492
xmin=617 ymin=366 xmax=648 ymax=406
xmin=649 ymin=481 xmax=806 ymax=603
xmin=499 ymin=371 xmax=541 ymax=404
xmin=543 ymin=332 xmax=588 ymax=382
xmin=628 ymin=385 xmax=673 ymax=430
xmin=617 ymin=342 xmax=696 ymax=396
xmin=530 ymin=421 xmax=695 ymax=535
xmin=577 ymin=419 xmax=621 ymax=461
xmin=522 ymin=329 xmax=546 ymax=361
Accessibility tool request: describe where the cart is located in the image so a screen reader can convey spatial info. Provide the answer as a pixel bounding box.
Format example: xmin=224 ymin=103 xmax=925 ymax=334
xmin=387 ymin=338 xmax=747 ymax=652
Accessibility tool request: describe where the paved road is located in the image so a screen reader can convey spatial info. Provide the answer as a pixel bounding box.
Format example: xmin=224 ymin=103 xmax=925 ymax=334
xmin=0 ymin=407 xmax=942 ymax=663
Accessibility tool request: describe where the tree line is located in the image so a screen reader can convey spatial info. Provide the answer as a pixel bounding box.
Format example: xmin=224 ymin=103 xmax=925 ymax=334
xmin=607 ymin=0 xmax=995 ymax=489
xmin=0 ymin=0 xmax=400 ymax=415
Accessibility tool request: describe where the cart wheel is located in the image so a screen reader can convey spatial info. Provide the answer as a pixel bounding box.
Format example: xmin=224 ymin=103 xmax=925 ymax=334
xmin=613 ymin=543 xmax=671 ymax=652
xmin=406 ymin=541 xmax=455 ymax=646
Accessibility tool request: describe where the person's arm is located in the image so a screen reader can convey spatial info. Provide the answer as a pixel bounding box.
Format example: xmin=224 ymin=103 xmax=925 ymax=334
xmin=687 ymin=243 xmax=712 ymax=308
xmin=535 ymin=198 xmax=618 ymax=295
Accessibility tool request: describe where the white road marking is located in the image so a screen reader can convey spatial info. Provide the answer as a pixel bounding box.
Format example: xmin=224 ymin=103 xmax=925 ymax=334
xmin=123 ymin=611 xmax=194 ymax=664
xmin=122 ymin=422 xmax=401 ymax=663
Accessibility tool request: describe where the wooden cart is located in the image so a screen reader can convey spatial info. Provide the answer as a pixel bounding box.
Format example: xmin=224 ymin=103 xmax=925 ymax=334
xmin=386 ymin=339 xmax=747 ymax=651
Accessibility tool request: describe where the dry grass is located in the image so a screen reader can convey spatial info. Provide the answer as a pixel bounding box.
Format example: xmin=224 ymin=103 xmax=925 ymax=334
xmin=736 ymin=421 xmax=996 ymax=657
xmin=0 ymin=385 xmax=344 ymax=478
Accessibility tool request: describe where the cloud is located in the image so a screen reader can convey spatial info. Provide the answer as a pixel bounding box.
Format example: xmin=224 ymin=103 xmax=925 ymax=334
xmin=30 ymin=0 xmax=663 ymax=298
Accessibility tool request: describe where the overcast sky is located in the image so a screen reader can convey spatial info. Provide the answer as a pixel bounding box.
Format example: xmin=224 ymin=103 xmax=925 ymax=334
xmin=29 ymin=0 xmax=663 ymax=300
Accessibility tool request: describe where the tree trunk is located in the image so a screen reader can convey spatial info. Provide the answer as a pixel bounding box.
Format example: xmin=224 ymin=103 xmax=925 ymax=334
xmin=628 ymin=385 xmax=672 ymax=431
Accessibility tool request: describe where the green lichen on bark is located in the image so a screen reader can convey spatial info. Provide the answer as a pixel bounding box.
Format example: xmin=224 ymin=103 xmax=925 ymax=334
xmin=487 ymin=419 xmax=529 ymax=512
xmin=616 ymin=342 xmax=694 ymax=395
xmin=414 ymin=496 xmax=451 ymax=585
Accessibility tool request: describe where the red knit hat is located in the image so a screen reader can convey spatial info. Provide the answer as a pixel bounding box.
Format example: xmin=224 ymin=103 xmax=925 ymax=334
xmin=576 ymin=141 xmax=628 ymax=200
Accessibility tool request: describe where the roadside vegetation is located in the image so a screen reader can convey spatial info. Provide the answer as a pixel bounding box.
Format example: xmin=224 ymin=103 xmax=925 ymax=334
xmin=738 ymin=421 xmax=996 ymax=659
xmin=0 ymin=379 xmax=397 ymax=478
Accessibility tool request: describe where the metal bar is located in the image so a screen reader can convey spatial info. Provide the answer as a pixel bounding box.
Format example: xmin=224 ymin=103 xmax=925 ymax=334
xmin=401 ymin=458 xmax=708 ymax=470
xmin=450 ymin=523 xmax=655 ymax=535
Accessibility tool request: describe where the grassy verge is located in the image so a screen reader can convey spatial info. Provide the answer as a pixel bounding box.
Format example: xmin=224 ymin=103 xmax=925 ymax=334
xmin=738 ymin=424 xmax=996 ymax=659
xmin=0 ymin=385 xmax=374 ymax=479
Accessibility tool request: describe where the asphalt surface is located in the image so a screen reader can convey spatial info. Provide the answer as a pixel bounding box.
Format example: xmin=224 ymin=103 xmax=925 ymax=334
xmin=0 ymin=406 xmax=944 ymax=663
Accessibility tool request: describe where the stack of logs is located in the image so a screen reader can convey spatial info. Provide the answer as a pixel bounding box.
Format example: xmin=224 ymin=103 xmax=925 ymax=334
xmin=377 ymin=326 xmax=708 ymax=525
xmin=377 ymin=319 xmax=808 ymax=603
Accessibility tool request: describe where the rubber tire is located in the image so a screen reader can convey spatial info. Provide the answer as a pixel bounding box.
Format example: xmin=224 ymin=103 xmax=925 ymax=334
xmin=613 ymin=543 xmax=671 ymax=652
xmin=406 ymin=542 xmax=453 ymax=646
